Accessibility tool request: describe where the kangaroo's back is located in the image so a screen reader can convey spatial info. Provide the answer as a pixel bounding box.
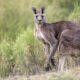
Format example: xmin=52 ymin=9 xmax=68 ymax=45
xmin=51 ymin=21 xmax=80 ymax=37
xmin=40 ymin=21 xmax=80 ymax=40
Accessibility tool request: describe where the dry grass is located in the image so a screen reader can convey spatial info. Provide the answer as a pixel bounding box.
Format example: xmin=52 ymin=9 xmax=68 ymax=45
xmin=0 ymin=67 xmax=80 ymax=80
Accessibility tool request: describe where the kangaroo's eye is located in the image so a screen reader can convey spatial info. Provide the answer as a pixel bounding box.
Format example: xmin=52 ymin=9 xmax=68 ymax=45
xmin=36 ymin=16 xmax=38 ymax=18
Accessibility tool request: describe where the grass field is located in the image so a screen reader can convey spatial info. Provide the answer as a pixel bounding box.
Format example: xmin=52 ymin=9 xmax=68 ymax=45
xmin=0 ymin=67 xmax=80 ymax=80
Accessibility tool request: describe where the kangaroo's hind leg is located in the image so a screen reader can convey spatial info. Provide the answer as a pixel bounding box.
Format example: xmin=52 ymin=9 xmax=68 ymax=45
xmin=58 ymin=29 xmax=72 ymax=72
xmin=58 ymin=55 xmax=66 ymax=72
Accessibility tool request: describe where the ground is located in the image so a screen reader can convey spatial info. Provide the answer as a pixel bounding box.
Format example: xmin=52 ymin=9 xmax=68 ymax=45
xmin=0 ymin=67 xmax=80 ymax=80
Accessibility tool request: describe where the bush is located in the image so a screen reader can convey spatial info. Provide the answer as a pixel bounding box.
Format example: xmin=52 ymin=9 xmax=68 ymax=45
xmin=68 ymin=3 xmax=80 ymax=22
xmin=12 ymin=26 xmax=44 ymax=75
xmin=0 ymin=40 xmax=14 ymax=77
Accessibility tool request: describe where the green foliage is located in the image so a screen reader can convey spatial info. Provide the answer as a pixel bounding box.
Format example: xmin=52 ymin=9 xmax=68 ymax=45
xmin=68 ymin=3 xmax=80 ymax=21
xmin=13 ymin=26 xmax=44 ymax=75
xmin=0 ymin=0 xmax=80 ymax=77
xmin=0 ymin=40 xmax=14 ymax=77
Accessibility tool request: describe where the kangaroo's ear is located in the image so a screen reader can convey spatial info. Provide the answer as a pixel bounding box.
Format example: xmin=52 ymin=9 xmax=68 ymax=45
xmin=41 ymin=7 xmax=45 ymax=14
xmin=32 ymin=7 xmax=37 ymax=14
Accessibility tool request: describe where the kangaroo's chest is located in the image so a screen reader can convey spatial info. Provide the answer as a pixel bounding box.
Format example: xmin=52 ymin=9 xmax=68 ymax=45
xmin=34 ymin=27 xmax=45 ymax=40
xmin=34 ymin=24 xmax=47 ymax=42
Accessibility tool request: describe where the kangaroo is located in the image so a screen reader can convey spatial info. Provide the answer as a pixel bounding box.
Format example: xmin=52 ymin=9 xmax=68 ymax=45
xmin=32 ymin=7 xmax=80 ymax=71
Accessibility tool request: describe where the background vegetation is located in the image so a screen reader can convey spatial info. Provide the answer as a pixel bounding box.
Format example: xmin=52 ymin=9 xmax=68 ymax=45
xmin=0 ymin=0 xmax=80 ymax=77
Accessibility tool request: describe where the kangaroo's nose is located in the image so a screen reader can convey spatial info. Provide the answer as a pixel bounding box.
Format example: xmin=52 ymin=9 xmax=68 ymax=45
xmin=39 ymin=20 xmax=42 ymax=22
xmin=37 ymin=16 xmax=42 ymax=21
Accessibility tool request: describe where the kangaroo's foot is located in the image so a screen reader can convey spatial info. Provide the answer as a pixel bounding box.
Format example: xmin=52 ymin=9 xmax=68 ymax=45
xmin=44 ymin=63 xmax=51 ymax=71
xmin=51 ymin=58 xmax=56 ymax=66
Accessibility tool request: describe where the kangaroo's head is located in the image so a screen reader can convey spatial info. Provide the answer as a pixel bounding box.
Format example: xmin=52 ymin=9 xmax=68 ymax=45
xmin=32 ymin=7 xmax=45 ymax=24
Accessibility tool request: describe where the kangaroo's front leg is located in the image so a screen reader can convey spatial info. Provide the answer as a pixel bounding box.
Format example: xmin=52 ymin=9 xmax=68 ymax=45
xmin=44 ymin=38 xmax=58 ymax=71
xmin=44 ymin=44 xmax=51 ymax=71
xmin=44 ymin=43 xmax=57 ymax=71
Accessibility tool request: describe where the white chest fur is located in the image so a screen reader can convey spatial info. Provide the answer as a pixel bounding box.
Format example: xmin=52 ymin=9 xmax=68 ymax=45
xmin=34 ymin=23 xmax=45 ymax=40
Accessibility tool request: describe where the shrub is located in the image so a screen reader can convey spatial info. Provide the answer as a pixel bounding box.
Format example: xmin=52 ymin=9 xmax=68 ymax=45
xmin=0 ymin=40 xmax=14 ymax=77
xmin=13 ymin=26 xmax=44 ymax=75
